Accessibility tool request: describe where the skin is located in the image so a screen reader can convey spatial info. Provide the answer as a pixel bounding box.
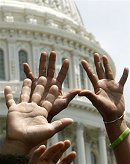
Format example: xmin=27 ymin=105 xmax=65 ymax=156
xmin=1 ymin=77 xmax=73 ymax=155
xmin=79 ymin=53 xmax=130 ymax=164
xmin=29 ymin=140 xmax=76 ymax=164
xmin=23 ymin=51 xmax=80 ymax=122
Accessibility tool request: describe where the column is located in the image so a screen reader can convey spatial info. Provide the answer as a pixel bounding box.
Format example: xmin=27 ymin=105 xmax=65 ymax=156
xmin=98 ymin=129 xmax=108 ymax=164
xmin=66 ymin=146 xmax=74 ymax=164
xmin=66 ymin=145 xmax=72 ymax=154
xmin=31 ymin=42 xmax=40 ymax=77
xmin=86 ymin=142 xmax=92 ymax=164
xmin=51 ymin=133 xmax=59 ymax=145
xmin=72 ymin=55 xmax=80 ymax=89
xmin=76 ymin=123 xmax=86 ymax=164
xmin=7 ymin=39 xmax=18 ymax=80
xmin=55 ymin=47 xmax=62 ymax=79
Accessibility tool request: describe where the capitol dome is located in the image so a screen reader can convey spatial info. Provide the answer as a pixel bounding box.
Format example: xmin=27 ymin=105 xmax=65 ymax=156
xmin=0 ymin=0 xmax=84 ymax=25
xmin=0 ymin=0 xmax=116 ymax=163
xmin=0 ymin=0 xmax=115 ymax=81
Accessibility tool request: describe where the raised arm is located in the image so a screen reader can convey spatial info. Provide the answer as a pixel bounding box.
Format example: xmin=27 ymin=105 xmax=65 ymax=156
xmin=79 ymin=53 xmax=130 ymax=164
xmin=23 ymin=51 xmax=80 ymax=122
xmin=1 ymin=77 xmax=73 ymax=155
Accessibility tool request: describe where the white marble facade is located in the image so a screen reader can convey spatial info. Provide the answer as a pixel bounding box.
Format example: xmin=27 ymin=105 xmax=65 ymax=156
xmin=0 ymin=0 xmax=118 ymax=163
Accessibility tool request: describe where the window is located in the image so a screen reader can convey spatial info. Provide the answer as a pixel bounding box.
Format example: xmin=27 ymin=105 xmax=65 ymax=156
xmin=91 ymin=152 xmax=97 ymax=164
xmin=0 ymin=49 xmax=5 ymax=80
xmin=79 ymin=63 xmax=85 ymax=89
xmin=19 ymin=50 xmax=28 ymax=81
xmin=62 ymin=57 xmax=69 ymax=89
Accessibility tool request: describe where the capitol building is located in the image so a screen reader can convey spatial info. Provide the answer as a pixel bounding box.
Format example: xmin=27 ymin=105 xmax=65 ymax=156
xmin=0 ymin=0 xmax=124 ymax=163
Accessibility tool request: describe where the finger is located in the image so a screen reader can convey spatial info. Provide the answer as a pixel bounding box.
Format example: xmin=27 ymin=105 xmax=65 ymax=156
xmin=28 ymin=118 xmax=73 ymax=145
xmin=94 ymin=53 xmax=105 ymax=79
xmin=79 ymin=90 xmax=101 ymax=111
xmin=31 ymin=76 xmax=47 ymax=104
xmin=29 ymin=145 xmax=46 ymax=164
xmin=39 ymin=142 xmax=64 ymax=161
xmin=81 ymin=60 xmax=99 ymax=92
xmin=20 ymin=79 xmax=32 ymax=102
xmin=41 ymin=85 xmax=59 ymax=112
xmin=59 ymin=151 xmax=76 ymax=164
xmin=47 ymin=89 xmax=81 ymax=122
xmin=119 ymin=67 xmax=129 ymax=87
xmin=102 ymin=55 xmax=114 ymax=80
xmin=80 ymin=89 xmax=112 ymax=119
xmin=64 ymin=89 xmax=80 ymax=105
xmin=52 ymin=140 xmax=71 ymax=163
xmin=50 ymin=118 xmax=73 ymax=135
xmin=39 ymin=52 xmax=47 ymax=77
xmin=23 ymin=63 xmax=35 ymax=81
xmin=47 ymin=51 xmax=56 ymax=79
xmin=56 ymin=59 xmax=69 ymax=89
xmin=4 ymin=86 xmax=16 ymax=108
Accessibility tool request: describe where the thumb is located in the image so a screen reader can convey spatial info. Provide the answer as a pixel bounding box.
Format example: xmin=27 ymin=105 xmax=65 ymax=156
xmin=47 ymin=90 xmax=80 ymax=122
xmin=51 ymin=118 xmax=73 ymax=134
xmin=119 ymin=67 xmax=129 ymax=87
xmin=64 ymin=89 xmax=81 ymax=104
xmin=79 ymin=90 xmax=98 ymax=106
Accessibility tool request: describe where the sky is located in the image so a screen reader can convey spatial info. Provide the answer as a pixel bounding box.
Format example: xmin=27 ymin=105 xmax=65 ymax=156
xmin=75 ymin=0 xmax=130 ymax=112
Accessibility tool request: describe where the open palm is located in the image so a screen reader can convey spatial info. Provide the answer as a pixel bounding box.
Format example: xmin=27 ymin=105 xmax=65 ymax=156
xmin=79 ymin=54 xmax=128 ymax=121
xmin=4 ymin=77 xmax=73 ymax=154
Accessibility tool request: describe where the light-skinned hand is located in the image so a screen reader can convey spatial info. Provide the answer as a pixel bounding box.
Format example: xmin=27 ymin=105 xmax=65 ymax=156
xmin=2 ymin=77 xmax=73 ymax=155
xmin=29 ymin=140 xmax=76 ymax=164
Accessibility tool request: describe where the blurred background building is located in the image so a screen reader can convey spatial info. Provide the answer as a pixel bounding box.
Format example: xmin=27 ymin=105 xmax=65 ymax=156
xmin=0 ymin=0 xmax=120 ymax=163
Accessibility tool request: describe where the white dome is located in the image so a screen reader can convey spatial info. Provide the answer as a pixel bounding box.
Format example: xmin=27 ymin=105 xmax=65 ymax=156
xmin=0 ymin=0 xmax=115 ymax=82
xmin=0 ymin=0 xmax=83 ymax=25
xmin=0 ymin=0 xmax=115 ymax=80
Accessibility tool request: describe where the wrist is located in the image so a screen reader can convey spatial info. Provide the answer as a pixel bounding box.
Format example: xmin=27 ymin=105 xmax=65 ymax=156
xmin=109 ymin=127 xmax=130 ymax=150
xmin=103 ymin=114 xmax=124 ymax=124
xmin=0 ymin=138 xmax=30 ymax=155
xmin=102 ymin=112 xmax=124 ymax=123
xmin=105 ymin=116 xmax=127 ymax=143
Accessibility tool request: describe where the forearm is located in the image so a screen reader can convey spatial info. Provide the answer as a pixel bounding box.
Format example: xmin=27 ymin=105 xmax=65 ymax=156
xmin=0 ymin=138 xmax=30 ymax=155
xmin=105 ymin=117 xmax=130 ymax=164
xmin=0 ymin=140 xmax=30 ymax=164
xmin=0 ymin=137 xmax=47 ymax=159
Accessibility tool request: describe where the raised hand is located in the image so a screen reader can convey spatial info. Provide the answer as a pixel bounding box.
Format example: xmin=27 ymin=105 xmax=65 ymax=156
xmin=23 ymin=51 xmax=80 ymax=121
xmin=79 ymin=53 xmax=129 ymax=122
xmin=29 ymin=140 xmax=76 ymax=164
xmin=2 ymin=77 xmax=73 ymax=155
